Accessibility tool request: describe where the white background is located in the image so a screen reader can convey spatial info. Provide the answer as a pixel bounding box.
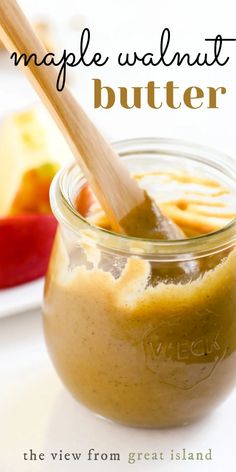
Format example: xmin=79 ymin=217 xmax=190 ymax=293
xmin=0 ymin=1 xmax=236 ymax=471
xmin=1 ymin=0 xmax=236 ymax=155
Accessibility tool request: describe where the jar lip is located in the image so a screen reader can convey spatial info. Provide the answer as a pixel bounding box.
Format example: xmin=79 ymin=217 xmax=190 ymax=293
xmin=112 ymin=136 xmax=236 ymax=169
xmin=50 ymin=137 xmax=236 ymax=259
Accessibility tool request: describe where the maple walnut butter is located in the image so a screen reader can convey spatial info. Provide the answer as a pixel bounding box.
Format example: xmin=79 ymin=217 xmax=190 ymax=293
xmin=43 ymin=139 xmax=236 ymax=427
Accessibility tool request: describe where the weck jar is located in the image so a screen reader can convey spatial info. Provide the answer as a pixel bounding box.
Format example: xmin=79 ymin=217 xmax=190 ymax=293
xmin=43 ymin=138 xmax=236 ymax=428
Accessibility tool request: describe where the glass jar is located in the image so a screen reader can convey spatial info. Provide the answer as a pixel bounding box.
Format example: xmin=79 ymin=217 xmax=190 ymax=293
xmin=43 ymin=138 xmax=236 ymax=428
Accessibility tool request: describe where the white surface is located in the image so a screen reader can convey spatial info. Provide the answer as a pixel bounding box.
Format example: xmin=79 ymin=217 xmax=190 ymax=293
xmin=0 ymin=309 xmax=236 ymax=472
xmin=0 ymin=278 xmax=44 ymax=318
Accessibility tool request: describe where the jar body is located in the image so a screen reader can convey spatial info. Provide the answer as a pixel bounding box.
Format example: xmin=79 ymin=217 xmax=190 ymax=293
xmin=43 ymin=139 xmax=236 ymax=428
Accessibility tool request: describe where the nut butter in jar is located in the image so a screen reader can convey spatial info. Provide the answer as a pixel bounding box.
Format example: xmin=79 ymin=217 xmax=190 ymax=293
xmin=43 ymin=138 xmax=236 ymax=428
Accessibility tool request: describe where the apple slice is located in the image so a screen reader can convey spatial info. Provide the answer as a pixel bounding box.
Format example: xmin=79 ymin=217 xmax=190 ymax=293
xmin=0 ymin=214 xmax=57 ymax=289
xmin=0 ymin=107 xmax=72 ymax=216
xmin=10 ymin=162 xmax=59 ymax=215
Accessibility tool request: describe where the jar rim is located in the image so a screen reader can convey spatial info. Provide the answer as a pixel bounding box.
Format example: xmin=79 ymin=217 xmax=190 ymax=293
xmin=50 ymin=137 xmax=236 ymax=260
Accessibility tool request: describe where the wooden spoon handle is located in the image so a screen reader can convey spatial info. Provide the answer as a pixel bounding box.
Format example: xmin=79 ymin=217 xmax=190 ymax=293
xmin=0 ymin=0 xmax=144 ymax=230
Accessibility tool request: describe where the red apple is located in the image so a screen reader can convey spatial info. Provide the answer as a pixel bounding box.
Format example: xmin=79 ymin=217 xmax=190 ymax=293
xmin=0 ymin=214 xmax=57 ymax=289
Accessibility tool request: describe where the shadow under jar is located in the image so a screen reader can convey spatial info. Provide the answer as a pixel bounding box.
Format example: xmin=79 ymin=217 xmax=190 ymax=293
xmin=43 ymin=138 xmax=236 ymax=428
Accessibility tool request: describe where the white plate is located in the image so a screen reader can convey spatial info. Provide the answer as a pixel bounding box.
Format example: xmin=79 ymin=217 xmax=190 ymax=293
xmin=0 ymin=309 xmax=236 ymax=472
xmin=0 ymin=277 xmax=44 ymax=318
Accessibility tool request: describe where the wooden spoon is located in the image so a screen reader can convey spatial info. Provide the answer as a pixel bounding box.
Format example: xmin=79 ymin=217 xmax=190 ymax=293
xmin=0 ymin=0 xmax=184 ymax=240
